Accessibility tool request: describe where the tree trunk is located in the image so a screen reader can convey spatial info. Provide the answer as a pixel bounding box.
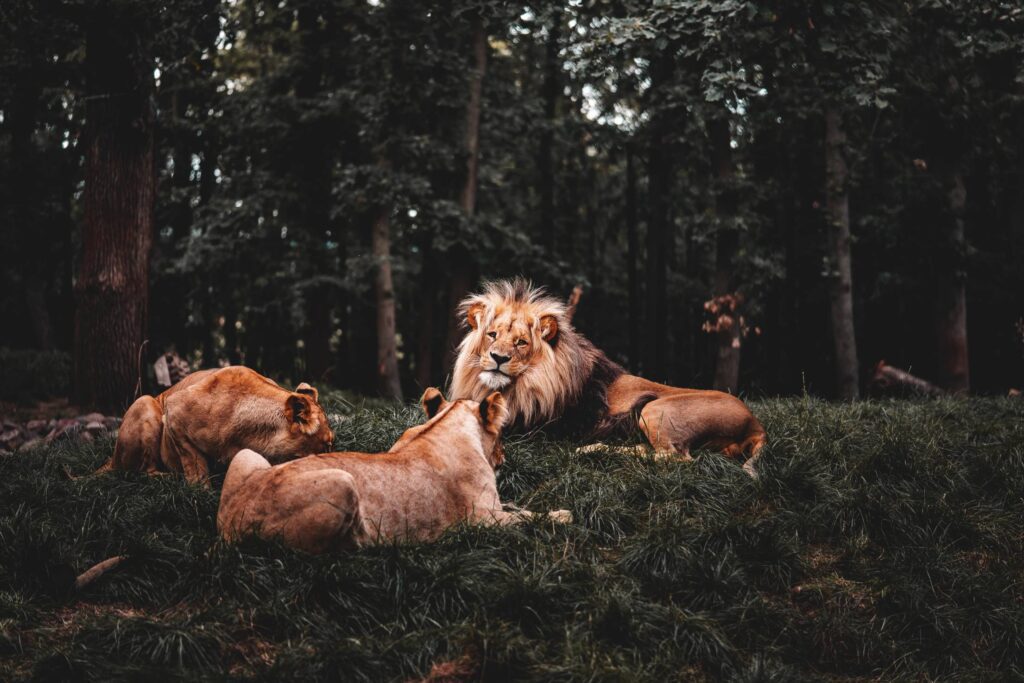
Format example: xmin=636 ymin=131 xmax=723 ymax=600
xmin=536 ymin=7 xmax=560 ymax=250
xmin=936 ymin=171 xmax=969 ymax=392
xmin=642 ymin=56 xmax=674 ymax=380
xmin=442 ymin=16 xmax=487 ymax=377
xmin=710 ymin=117 xmax=741 ymax=394
xmin=824 ymin=108 xmax=860 ymax=400
xmin=625 ymin=144 xmax=641 ymax=368
xmin=74 ymin=14 xmax=155 ymax=413
xmin=372 ymin=203 xmax=402 ymax=400
xmin=296 ymin=5 xmax=334 ymax=384
xmin=415 ymin=239 xmax=438 ymax=389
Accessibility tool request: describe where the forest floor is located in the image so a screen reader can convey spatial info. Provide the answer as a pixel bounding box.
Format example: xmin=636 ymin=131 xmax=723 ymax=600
xmin=1 ymin=396 xmax=1023 ymax=681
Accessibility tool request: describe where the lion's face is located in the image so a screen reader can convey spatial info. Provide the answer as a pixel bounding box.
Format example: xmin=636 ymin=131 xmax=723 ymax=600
xmin=465 ymin=301 xmax=559 ymax=391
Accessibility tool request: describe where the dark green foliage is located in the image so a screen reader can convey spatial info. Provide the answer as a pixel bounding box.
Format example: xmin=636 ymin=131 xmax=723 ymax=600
xmin=2 ymin=398 xmax=1022 ymax=681
xmin=0 ymin=348 xmax=71 ymax=401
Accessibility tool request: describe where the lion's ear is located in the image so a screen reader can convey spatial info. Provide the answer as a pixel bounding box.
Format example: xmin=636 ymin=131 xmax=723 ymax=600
xmin=479 ymin=391 xmax=508 ymax=432
xmin=286 ymin=394 xmax=313 ymax=430
xmin=420 ymin=387 xmax=448 ymax=418
xmin=466 ymin=302 xmax=485 ymax=330
xmin=539 ymin=314 xmax=559 ymax=342
xmin=295 ymin=382 xmax=319 ymax=403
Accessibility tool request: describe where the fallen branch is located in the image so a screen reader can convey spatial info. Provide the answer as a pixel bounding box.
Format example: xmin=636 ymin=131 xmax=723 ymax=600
xmin=870 ymin=361 xmax=946 ymax=397
xmin=75 ymin=555 xmax=127 ymax=591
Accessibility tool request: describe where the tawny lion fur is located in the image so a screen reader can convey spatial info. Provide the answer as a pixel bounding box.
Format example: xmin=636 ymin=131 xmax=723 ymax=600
xmin=450 ymin=279 xmax=767 ymax=476
xmin=96 ymin=366 xmax=334 ymax=483
xmin=217 ymin=388 xmax=571 ymax=553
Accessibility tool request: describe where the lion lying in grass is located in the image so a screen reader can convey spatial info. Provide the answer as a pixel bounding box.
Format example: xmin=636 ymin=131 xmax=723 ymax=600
xmin=217 ymin=388 xmax=571 ymax=553
xmin=94 ymin=366 xmax=334 ymax=483
xmin=450 ymin=279 xmax=766 ymax=476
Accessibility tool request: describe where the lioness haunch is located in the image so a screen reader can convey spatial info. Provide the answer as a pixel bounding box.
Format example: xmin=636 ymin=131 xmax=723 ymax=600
xmin=97 ymin=366 xmax=334 ymax=483
xmin=217 ymin=388 xmax=571 ymax=553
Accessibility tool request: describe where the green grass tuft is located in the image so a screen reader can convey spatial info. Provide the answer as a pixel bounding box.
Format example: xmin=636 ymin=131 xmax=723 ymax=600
xmin=1 ymin=397 xmax=1023 ymax=681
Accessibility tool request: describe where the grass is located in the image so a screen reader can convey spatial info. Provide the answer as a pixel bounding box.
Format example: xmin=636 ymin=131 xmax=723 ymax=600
xmin=1 ymin=396 xmax=1023 ymax=681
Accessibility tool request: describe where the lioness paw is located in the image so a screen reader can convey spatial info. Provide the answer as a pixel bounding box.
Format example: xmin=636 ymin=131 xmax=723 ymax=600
xmin=547 ymin=509 xmax=573 ymax=524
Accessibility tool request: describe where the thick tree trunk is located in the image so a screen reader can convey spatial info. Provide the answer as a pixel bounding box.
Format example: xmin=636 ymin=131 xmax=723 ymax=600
xmin=537 ymin=7 xmax=560 ymax=250
xmin=74 ymin=15 xmax=155 ymax=413
xmin=642 ymin=57 xmax=674 ymax=380
xmin=442 ymin=16 xmax=487 ymax=377
xmin=710 ymin=117 xmax=741 ymax=394
xmin=625 ymin=144 xmax=641 ymax=368
xmin=936 ymin=171 xmax=969 ymax=392
xmin=824 ymin=108 xmax=860 ymax=400
xmin=372 ymin=203 xmax=402 ymax=400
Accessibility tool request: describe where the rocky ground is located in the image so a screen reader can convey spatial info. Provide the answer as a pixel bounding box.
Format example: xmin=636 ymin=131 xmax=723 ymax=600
xmin=0 ymin=411 xmax=121 ymax=456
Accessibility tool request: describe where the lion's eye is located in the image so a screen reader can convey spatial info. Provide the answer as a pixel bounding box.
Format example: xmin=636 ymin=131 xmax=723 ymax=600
xmin=487 ymin=331 xmax=497 ymax=339
xmin=515 ymin=339 xmax=528 ymax=347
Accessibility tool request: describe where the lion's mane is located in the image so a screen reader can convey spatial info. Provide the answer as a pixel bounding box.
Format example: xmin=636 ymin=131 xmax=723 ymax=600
xmin=449 ymin=278 xmax=626 ymax=435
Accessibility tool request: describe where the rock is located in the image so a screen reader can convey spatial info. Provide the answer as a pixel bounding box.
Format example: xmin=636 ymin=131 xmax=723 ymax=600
xmin=79 ymin=412 xmax=106 ymax=424
xmin=45 ymin=419 xmax=81 ymax=444
xmin=0 ymin=430 xmax=24 ymax=451
xmin=85 ymin=421 xmax=106 ymax=435
xmin=26 ymin=419 xmax=48 ymax=433
xmin=19 ymin=438 xmax=44 ymax=452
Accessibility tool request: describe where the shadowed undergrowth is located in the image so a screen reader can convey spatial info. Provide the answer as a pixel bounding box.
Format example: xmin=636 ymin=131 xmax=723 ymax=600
xmin=1 ymin=397 xmax=1023 ymax=681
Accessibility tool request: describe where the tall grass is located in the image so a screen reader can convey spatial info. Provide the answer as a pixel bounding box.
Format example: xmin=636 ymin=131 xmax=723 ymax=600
xmin=2 ymin=397 xmax=1022 ymax=681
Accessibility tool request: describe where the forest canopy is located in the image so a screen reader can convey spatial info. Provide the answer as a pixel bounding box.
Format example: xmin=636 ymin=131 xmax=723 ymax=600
xmin=1 ymin=0 xmax=1022 ymax=412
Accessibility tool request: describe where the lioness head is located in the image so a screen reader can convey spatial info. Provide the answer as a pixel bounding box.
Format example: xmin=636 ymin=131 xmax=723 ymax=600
xmin=394 ymin=387 xmax=508 ymax=468
xmin=450 ymin=278 xmax=591 ymax=428
xmin=282 ymin=382 xmax=334 ymax=454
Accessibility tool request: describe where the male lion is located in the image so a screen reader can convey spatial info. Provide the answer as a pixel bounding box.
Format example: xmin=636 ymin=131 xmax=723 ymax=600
xmin=94 ymin=366 xmax=334 ymax=483
xmin=450 ymin=279 xmax=767 ymax=476
xmin=217 ymin=388 xmax=571 ymax=553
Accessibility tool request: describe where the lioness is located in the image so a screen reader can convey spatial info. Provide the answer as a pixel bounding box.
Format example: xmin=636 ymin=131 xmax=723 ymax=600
xmin=95 ymin=366 xmax=333 ymax=483
xmin=450 ymin=279 xmax=767 ymax=476
xmin=217 ymin=388 xmax=571 ymax=553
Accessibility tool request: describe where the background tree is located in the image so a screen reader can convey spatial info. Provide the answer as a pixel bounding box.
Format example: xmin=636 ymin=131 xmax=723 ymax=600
xmin=2 ymin=0 xmax=1022 ymax=402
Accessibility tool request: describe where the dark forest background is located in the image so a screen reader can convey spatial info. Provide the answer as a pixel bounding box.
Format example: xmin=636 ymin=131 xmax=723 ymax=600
xmin=1 ymin=0 xmax=1022 ymax=413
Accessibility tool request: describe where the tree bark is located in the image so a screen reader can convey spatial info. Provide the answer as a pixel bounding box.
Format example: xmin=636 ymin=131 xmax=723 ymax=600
xmin=936 ymin=171 xmax=969 ymax=392
xmin=537 ymin=7 xmax=560 ymax=250
xmin=74 ymin=13 xmax=155 ymax=413
xmin=642 ymin=56 xmax=674 ymax=380
xmin=372 ymin=202 xmax=402 ymax=400
xmin=415 ymin=239 xmax=438 ymax=389
xmin=442 ymin=16 xmax=487 ymax=378
xmin=710 ymin=117 xmax=741 ymax=394
xmin=625 ymin=144 xmax=641 ymax=368
xmin=824 ymin=108 xmax=860 ymax=400
xmin=296 ymin=5 xmax=334 ymax=384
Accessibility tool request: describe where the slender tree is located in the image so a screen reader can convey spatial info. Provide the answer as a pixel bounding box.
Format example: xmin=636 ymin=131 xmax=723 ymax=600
xmin=823 ymin=108 xmax=860 ymax=399
xmin=710 ymin=116 xmax=741 ymax=393
xmin=642 ymin=54 xmax=674 ymax=379
xmin=442 ymin=14 xmax=487 ymax=377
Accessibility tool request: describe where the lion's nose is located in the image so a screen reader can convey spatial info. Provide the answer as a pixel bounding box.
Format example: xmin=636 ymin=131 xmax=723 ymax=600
xmin=490 ymin=351 xmax=511 ymax=366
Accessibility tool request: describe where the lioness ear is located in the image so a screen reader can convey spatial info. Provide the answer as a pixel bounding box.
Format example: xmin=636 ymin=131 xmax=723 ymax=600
xmin=479 ymin=391 xmax=508 ymax=431
xmin=540 ymin=314 xmax=559 ymax=342
xmin=286 ymin=394 xmax=312 ymax=427
xmin=466 ymin=302 xmax=485 ymax=330
xmin=295 ymin=382 xmax=319 ymax=403
xmin=420 ymin=387 xmax=448 ymax=418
